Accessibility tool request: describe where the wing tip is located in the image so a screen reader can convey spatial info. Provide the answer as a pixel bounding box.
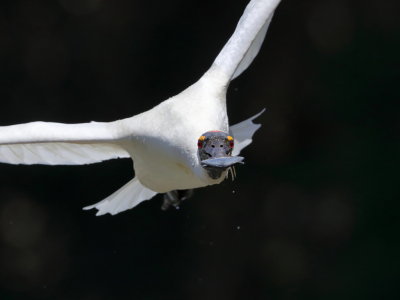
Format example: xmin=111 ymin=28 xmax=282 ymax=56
xmin=82 ymin=205 xmax=113 ymax=217
xmin=251 ymin=108 xmax=266 ymax=121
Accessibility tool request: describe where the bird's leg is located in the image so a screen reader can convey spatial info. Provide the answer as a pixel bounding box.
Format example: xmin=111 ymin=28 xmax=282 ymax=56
xmin=161 ymin=189 xmax=194 ymax=210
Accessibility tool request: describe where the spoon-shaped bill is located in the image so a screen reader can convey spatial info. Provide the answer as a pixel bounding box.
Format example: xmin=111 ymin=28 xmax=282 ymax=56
xmin=201 ymin=156 xmax=244 ymax=168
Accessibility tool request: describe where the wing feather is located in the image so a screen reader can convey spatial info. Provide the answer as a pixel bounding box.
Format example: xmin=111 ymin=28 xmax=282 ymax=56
xmin=231 ymin=14 xmax=273 ymax=79
xmin=212 ymin=0 xmax=280 ymax=80
xmin=83 ymin=177 xmax=157 ymax=216
xmin=0 ymin=120 xmax=129 ymax=165
xmin=230 ymin=109 xmax=265 ymax=156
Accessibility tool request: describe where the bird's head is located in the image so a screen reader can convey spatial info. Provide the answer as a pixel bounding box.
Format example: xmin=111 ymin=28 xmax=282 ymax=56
xmin=197 ymin=131 xmax=244 ymax=179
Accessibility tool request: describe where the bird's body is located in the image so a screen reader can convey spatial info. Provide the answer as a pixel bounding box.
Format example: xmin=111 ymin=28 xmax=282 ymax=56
xmin=119 ymin=67 xmax=229 ymax=192
xmin=0 ymin=0 xmax=282 ymax=215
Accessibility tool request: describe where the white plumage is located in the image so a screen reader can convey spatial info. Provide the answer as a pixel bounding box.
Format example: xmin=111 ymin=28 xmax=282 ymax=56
xmin=0 ymin=0 xmax=281 ymax=215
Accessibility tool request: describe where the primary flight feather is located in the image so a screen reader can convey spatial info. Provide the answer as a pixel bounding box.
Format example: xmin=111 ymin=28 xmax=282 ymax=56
xmin=0 ymin=0 xmax=281 ymax=215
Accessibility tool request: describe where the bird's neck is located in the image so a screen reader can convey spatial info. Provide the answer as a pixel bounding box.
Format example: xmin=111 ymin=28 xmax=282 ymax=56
xmin=200 ymin=64 xmax=231 ymax=98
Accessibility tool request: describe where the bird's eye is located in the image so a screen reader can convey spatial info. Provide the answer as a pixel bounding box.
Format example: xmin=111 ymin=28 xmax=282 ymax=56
xmin=227 ymin=136 xmax=234 ymax=148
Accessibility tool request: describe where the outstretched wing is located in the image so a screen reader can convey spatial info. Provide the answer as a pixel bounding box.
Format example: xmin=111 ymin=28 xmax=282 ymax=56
xmin=212 ymin=0 xmax=280 ymax=81
xmin=0 ymin=120 xmax=129 ymax=165
xmin=230 ymin=109 xmax=265 ymax=156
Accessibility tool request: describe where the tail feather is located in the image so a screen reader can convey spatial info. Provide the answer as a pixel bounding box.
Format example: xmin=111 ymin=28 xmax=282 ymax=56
xmin=83 ymin=177 xmax=158 ymax=216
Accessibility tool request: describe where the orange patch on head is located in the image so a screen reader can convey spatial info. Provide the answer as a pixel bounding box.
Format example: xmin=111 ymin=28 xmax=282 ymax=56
xmin=198 ymin=135 xmax=206 ymax=148
xmin=227 ymin=136 xmax=234 ymax=148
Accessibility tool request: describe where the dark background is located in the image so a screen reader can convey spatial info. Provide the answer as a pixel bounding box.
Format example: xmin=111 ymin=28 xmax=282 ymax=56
xmin=0 ymin=0 xmax=399 ymax=299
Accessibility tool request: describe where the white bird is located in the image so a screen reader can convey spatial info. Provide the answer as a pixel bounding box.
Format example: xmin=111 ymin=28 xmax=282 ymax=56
xmin=0 ymin=0 xmax=281 ymax=215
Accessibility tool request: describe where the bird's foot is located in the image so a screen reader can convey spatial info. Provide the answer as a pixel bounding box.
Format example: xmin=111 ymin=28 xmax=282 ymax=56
xmin=161 ymin=189 xmax=194 ymax=210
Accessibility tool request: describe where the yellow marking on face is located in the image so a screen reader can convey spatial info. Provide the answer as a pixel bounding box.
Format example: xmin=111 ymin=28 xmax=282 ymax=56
xmin=227 ymin=136 xmax=234 ymax=141
xmin=198 ymin=135 xmax=206 ymax=141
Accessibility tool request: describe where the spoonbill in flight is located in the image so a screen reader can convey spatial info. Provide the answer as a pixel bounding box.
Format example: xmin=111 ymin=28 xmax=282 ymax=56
xmin=0 ymin=0 xmax=281 ymax=215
